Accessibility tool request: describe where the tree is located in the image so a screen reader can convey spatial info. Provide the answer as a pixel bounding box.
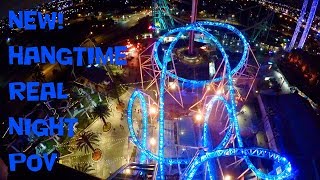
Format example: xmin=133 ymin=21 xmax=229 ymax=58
xmin=52 ymin=69 xmax=59 ymax=77
xmin=103 ymin=65 xmax=124 ymax=105
xmin=32 ymin=65 xmax=46 ymax=82
xmin=74 ymin=163 xmax=94 ymax=174
xmin=70 ymin=87 xmax=85 ymax=104
xmin=111 ymin=74 xmax=124 ymax=104
xmin=76 ymin=131 xmax=99 ymax=153
xmin=91 ymin=102 xmax=111 ymax=126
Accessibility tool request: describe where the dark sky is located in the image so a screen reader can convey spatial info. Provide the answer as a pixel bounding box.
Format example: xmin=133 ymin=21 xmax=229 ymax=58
xmin=0 ymin=0 xmax=51 ymax=18
xmin=1 ymin=0 xmax=319 ymax=19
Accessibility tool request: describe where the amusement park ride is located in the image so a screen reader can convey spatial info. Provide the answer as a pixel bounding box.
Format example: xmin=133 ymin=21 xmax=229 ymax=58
xmin=287 ymin=0 xmax=319 ymax=51
xmin=152 ymin=0 xmax=175 ymax=30
xmin=113 ymin=0 xmax=318 ymax=179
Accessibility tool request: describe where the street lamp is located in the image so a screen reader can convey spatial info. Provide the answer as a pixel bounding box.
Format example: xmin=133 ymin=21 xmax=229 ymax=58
xmin=169 ymin=82 xmax=177 ymax=90
xmin=194 ymin=112 xmax=203 ymax=122
xmin=149 ymin=106 xmax=158 ymax=115
xmin=224 ymin=175 xmax=232 ymax=180
xmin=124 ymin=168 xmax=131 ymax=175
xmin=149 ymin=137 xmax=156 ymax=146
xmin=216 ymin=88 xmax=223 ymax=95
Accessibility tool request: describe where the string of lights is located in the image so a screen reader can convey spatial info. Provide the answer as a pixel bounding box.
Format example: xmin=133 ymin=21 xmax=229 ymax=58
xmin=106 ymin=156 xmax=127 ymax=166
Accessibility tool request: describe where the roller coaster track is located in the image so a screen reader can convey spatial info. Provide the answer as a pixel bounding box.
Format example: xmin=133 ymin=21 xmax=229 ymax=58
xmin=126 ymin=21 xmax=294 ymax=179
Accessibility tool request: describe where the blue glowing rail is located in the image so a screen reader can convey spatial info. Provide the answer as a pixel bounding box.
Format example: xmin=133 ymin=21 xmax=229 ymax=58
xmin=184 ymin=148 xmax=292 ymax=180
xmin=153 ymin=21 xmax=249 ymax=85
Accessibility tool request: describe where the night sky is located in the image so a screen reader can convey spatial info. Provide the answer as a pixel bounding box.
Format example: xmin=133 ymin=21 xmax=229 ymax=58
xmin=0 ymin=0 xmax=51 ymax=18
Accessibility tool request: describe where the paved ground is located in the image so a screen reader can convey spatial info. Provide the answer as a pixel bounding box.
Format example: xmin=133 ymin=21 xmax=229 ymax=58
xmin=259 ymin=65 xmax=291 ymax=95
xmin=59 ymin=89 xmax=147 ymax=179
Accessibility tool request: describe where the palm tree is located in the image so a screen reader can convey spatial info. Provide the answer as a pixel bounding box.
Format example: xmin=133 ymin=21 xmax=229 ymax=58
xmin=74 ymin=163 xmax=94 ymax=174
xmin=91 ymin=102 xmax=111 ymax=126
xmin=111 ymin=82 xmax=124 ymax=105
xmin=76 ymin=131 xmax=99 ymax=153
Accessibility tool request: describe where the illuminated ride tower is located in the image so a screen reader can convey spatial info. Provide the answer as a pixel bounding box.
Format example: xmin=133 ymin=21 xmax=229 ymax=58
xmin=286 ymin=0 xmax=309 ymax=51
xmin=152 ymin=0 xmax=175 ymax=31
xmin=188 ymin=0 xmax=198 ymax=55
xmin=298 ymin=0 xmax=319 ymax=49
xmin=287 ymin=0 xmax=319 ymax=51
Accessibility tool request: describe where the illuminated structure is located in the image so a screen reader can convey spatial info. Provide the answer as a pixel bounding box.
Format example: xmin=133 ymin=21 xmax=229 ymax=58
xmin=152 ymin=0 xmax=174 ymax=30
xmin=128 ymin=21 xmax=294 ymax=179
xmin=289 ymin=0 xmax=319 ymax=50
xmin=298 ymin=0 xmax=319 ymax=49
xmin=287 ymin=0 xmax=309 ymax=51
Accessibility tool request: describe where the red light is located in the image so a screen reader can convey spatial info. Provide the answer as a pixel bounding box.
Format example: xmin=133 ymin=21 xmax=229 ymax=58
xmin=148 ymin=25 xmax=152 ymax=30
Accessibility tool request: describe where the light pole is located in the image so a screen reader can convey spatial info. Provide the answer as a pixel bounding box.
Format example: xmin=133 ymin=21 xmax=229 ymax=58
xmin=224 ymin=175 xmax=232 ymax=180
